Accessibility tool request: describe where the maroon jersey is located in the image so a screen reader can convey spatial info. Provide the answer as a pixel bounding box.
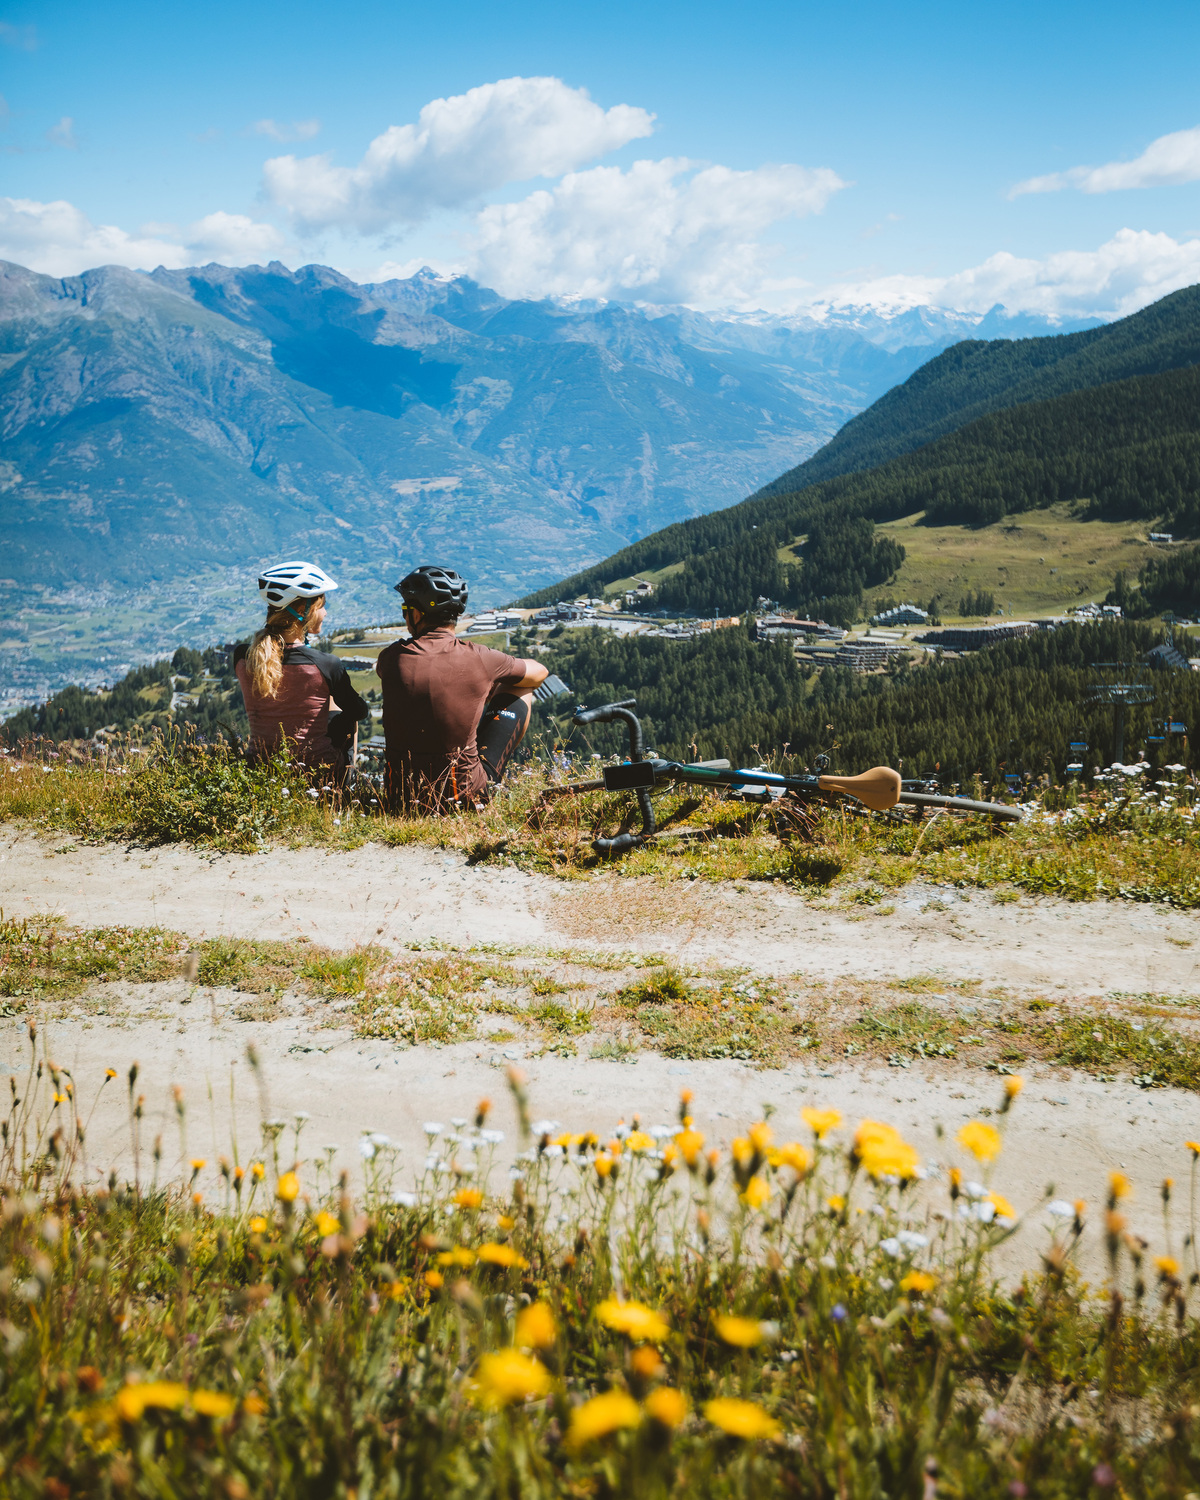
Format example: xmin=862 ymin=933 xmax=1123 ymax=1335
xmin=234 ymin=643 xmax=368 ymax=769
xmin=376 ymin=630 xmax=524 ymax=806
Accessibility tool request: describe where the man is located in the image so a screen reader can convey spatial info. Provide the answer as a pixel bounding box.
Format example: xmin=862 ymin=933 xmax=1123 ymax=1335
xmin=376 ymin=565 xmax=548 ymax=810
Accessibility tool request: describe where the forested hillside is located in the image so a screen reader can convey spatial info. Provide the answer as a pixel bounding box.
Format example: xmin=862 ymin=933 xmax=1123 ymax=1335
xmin=757 ymin=282 xmax=1200 ymax=497
xmin=1114 ymin=542 xmax=1200 ymax=618
xmin=2 ymin=649 xmax=245 ymax=746
xmin=518 ymin=359 xmax=1200 ymax=622
xmin=543 ymin=621 xmax=1197 ymax=781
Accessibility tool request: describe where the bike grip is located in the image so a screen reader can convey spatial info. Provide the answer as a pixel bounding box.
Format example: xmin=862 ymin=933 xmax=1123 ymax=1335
xmin=573 ymin=698 xmax=637 ymax=727
xmin=592 ymin=831 xmax=643 ymax=858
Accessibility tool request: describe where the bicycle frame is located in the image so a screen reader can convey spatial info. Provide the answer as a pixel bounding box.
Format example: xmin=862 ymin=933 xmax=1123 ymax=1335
xmin=573 ymin=698 xmax=903 ymax=857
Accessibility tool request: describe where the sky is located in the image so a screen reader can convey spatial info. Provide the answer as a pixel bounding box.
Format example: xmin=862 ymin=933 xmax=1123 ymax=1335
xmin=3 ymin=0 xmax=1200 ymax=318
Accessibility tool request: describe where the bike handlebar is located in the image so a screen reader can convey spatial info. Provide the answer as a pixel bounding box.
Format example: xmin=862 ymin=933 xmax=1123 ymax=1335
xmin=573 ymin=698 xmax=638 ymax=727
xmin=592 ymin=831 xmax=645 ymax=858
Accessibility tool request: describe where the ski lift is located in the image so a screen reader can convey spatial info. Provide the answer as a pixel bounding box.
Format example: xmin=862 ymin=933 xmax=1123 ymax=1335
xmin=1169 ymin=720 xmax=1187 ymax=735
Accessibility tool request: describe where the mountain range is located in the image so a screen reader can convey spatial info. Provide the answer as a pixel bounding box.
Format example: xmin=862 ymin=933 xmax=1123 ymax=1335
xmin=0 ymin=256 xmax=1094 ymax=695
xmin=519 ymin=282 xmax=1200 ymax=620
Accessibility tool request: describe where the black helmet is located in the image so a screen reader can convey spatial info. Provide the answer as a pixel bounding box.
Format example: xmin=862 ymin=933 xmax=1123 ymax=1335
xmin=395 ymin=565 xmax=468 ymax=618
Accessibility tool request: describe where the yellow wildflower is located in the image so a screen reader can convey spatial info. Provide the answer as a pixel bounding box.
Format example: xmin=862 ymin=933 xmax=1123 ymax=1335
xmin=275 ymin=1171 xmax=299 ymax=1203
xmin=595 ymin=1154 xmax=614 ymax=1179
xmin=1109 ymin=1171 xmax=1132 ymax=1202
xmin=740 ymin=1175 xmax=771 ymax=1211
xmin=105 ymin=1068 xmax=117 ymax=1079
xmin=987 ymin=1192 xmax=1018 ymax=1222
xmin=251 ymin=1162 xmax=265 ymax=1181
xmin=957 ymin=1121 xmax=1002 ymax=1165
xmin=189 ymin=1157 xmax=207 ymax=1171
xmin=731 ymin=1137 xmax=755 ymax=1169
xmin=437 ymin=1246 xmax=477 ymax=1268
xmin=645 ymin=1386 xmax=688 ymax=1428
xmin=497 ymin=1214 xmax=516 ymax=1230
xmin=515 ymin=1302 xmax=557 ymax=1349
xmin=826 ymin=1194 xmax=846 ymax=1214
xmin=748 ymin=1121 xmax=774 ymax=1154
xmin=314 ymin=1210 xmax=339 ymax=1238
xmin=714 ymin=1315 xmax=764 ymax=1348
xmin=801 ymin=1106 xmax=841 ymax=1139
xmin=424 ymin=1269 xmax=444 ymax=1290
xmin=477 ymin=1242 xmax=528 ymax=1269
xmin=1003 ymin=1075 xmax=1024 ymax=1101
xmin=704 ymin=1397 xmax=781 ymax=1440
xmin=854 ymin=1120 xmax=921 ymax=1180
xmin=249 ymin=1216 xmax=268 ymax=1235
xmin=242 ymin=1393 xmax=268 ymax=1416
xmin=768 ymin=1142 xmax=811 ymax=1176
xmin=625 ymin=1130 xmax=654 ymax=1152
xmin=471 ymin=1349 xmax=552 ymax=1408
xmin=566 ymin=1389 xmax=641 ymax=1450
xmin=900 ymin=1270 xmax=936 ymax=1296
xmin=1186 ymin=1140 xmax=1200 ymax=1158
xmin=630 ymin=1344 xmax=664 ymax=1380
xmin=597 ymin=1299 xmax=670 ymax=1344
xmin=115 ymin=1381 xmax=187 ymax=1422
xmin=454 ymin=1187 xmax=484 ymax=1210
xmin=1156 ymin=1256 xmax=1180 ymax=1278
xmin=674 ymin=1128 xmax=705 ymax=1168
xmin=190 ymin=1390 xmax=236 ymax=1419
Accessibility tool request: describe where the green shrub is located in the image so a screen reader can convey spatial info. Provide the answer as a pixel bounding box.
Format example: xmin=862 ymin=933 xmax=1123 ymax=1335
xmin=122 ymin=742 xmax=305 ymax=850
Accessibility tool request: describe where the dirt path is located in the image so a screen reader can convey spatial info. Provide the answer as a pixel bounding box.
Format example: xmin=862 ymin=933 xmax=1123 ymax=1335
xmin=4 ymin=830 xmax=1199 ymax=994
xmin=3 ymin=830 xmax=1199 ymax=1275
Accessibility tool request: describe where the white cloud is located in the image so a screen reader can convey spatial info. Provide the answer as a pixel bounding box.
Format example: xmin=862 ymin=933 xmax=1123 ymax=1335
xmin=467 ymin=157 xmax=845 ymax=304
xmin=1011 ymin=125 xmax=1200 ymax=196
xmin=251 ymin=118 xmax=320 ymax=143
xmin=820 ymin=228 xmax=1200 ymax=320
xmin=46 ymin=116 xmax=77 ymax=149
xmin=185 ymin=211 xmax=287 ymax=262
xmin=0 ymin=22 xmax=37 ymax=50
xmin=0 ymin=196 xmax=286 ymax=277
xmin=263 ymin=75 xmax=655 ymax=233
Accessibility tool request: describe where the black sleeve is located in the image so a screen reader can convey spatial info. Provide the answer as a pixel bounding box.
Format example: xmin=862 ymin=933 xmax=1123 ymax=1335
xmin=292 ymin=647 xmax=371 ymax=745
xmin=232 ymin=642 xmax=249 ymax=666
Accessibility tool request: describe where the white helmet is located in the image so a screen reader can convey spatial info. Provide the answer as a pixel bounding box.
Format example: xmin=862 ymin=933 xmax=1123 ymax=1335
xmin=257 ymin=561 xmax=339 ymax=612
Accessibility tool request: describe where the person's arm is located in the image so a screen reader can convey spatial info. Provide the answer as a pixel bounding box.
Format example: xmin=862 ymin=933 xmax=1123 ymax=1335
xmin=307 ymin=648 xmax=372 ymax=746
xmin=510 ymin=658 xmax=549 ymax=692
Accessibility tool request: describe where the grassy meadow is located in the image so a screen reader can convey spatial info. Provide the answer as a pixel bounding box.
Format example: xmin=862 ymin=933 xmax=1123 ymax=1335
xmin=1 ymin=736 xmax=1197 ymax=910
xmin=3 ymin=1041 xmax=1200 ymax=1498
xmin=864 ymin=506 xmax=1159 ymax=621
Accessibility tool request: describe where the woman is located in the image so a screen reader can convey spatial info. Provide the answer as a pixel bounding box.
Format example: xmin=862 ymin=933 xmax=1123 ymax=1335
xmin=233 ymin=561 xmax=369 ymax=777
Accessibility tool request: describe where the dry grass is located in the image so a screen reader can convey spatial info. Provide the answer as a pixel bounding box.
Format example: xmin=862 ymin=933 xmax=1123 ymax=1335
xmin=5 ymin=740 xmax=1199 ymax=915
xmin=8 ymin=916 xmax=1200 ymax=1091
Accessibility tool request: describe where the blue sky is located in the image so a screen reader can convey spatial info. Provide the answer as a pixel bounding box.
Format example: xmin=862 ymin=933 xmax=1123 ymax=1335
xmin=4 ymin=0 xmax=1200 ymax=316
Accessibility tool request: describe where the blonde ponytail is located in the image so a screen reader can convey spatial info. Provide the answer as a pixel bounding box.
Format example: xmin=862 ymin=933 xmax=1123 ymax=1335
xmin=244 ymin=598 xmax=322 ymax=699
